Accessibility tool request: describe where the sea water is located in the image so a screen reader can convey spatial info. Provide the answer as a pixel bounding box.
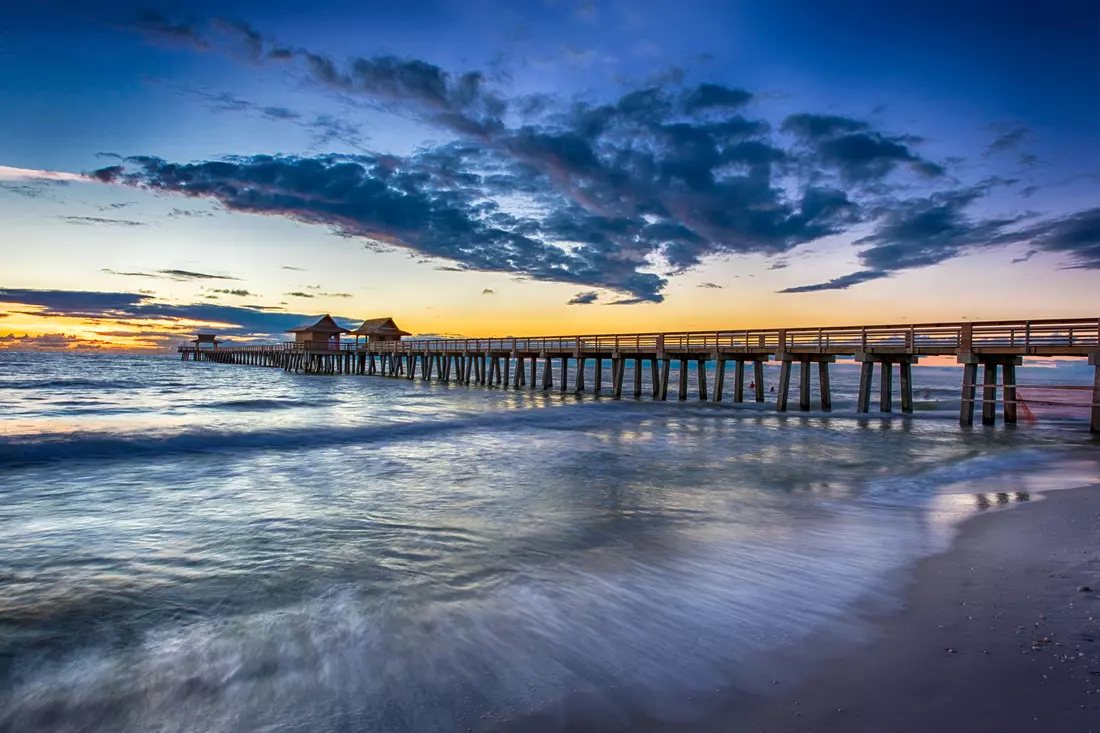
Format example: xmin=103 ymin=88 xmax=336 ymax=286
xmin=1 ymin=352 xmax=1097 ymax=732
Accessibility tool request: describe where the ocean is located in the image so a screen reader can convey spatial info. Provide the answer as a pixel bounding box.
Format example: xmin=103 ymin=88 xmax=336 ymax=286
xmin=1 ymin=351 xmax=1098 ymax=732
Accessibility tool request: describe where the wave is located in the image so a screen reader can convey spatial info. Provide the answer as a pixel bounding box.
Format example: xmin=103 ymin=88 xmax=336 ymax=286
xmin=1 ymin=378 xmax=140 ymax=391
xmin=0 ymin=406 xmax=613 ymax=467
xmin=201 ymin=398 xmax=339 ymax=411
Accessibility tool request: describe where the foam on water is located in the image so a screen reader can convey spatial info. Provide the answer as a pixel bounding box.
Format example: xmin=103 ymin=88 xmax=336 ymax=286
xmin=1 ymin=352 xmax=1097 ymax=732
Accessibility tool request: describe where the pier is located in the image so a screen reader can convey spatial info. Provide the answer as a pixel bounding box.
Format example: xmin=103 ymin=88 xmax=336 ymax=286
xmin=179 ymin=317 xmax=1100 ymax=433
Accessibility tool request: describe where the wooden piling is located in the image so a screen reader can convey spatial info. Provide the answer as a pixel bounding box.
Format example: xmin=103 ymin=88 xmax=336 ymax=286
xmin=530 ymin=357 xmax=538 ymax=391
xmin=982 ymin=363 xmax=998 ymax=426
xmin=1003 ymin=361 xmax=1017 ymax=424
xmin=857 ymin=361 xmax=874 ymax=413
xmin=1091 ymin=358 xmax=1100 ymax=434
xmin=560 ymin=357 xmax=569 ymax=394
xmin=594 ymin=358 xmax=603 ymax=395
xmin=960 ymin=362 xmax=978 ymax=426
xmin=899 ymin=362 xmax=913 ymax=414
xmin=697 ymin=360 xmax=707 ymax=401
xmin=633 ymin=358 xmax=643 ymax=398
xmin=796 ymin=360 xmax=809 ymax=411
xmin=818 ymin=361 xmax=831 ymax=411
xmin=734 ymin=360 xmax=745 ymax=403
xmin=776 ymin=360 xmax=792 ymax=412
xmin=753 ymin=361 xmax=765 ymax=402
xmin=613 ymin=358 xmax=625 ymax=399
xmin=503 ymin=356 xmax=511 ymax=388
xmin=650 ymin=359 xmax=660 ymax=398
xmin=880 ymin=362 xmax=893 ymax=412
xmin=660 ymin=359 xmax=670 ymax=401
xmin=678 ymin=359 xmax=688 ymax=401
xmin=714 ymin=359 xmax=726 ymax=402
xmin=575 ymin=357 xmax=585 ymax=393
xmin=542 ymin=357 xmax=553 ymax=390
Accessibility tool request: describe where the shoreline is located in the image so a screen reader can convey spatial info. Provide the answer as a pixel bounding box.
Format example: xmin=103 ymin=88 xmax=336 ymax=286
xmin=702 ymin=483 xmax=1100 ymax=732
xmin=497 ymin=483 xmax=1100 ymax=733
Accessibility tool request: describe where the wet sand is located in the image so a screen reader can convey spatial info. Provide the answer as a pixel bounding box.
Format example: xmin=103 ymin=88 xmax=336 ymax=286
xmin=501 ymin=484 xmax=1100 ymax=733
xmin=714 ymin=484 xmax=1100 ymax=733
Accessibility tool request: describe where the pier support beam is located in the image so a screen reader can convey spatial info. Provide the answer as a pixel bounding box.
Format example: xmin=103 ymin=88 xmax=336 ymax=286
xmin=819 ymin=361 xmax=832 ymax=412
xmin=659 ymin=358 xmax=670 ymax=400
xmin=576 ymin=357 xmax=585 ymax=393
xmin=856 ymin=353 xmax=918 ymax=414
xmin=799 ymin=360 xmax=811 ymax=411
xmin=776 ymin=360 xmax=792 ymax=412
xmin=560 ymin=357 xmax=569 ymax=394
xmin=542 ymin=357 xmax=553 ymax=391
xmin=753 ymin=361 xmax=765 ymax=402
xmin=1091 ymin=353 xmax=1100 ymax=434
xmin=697 ymin=360 xmax=707 ymax=401
xmin=982 ymin=363 xmax=998 ymax=425
xmin=613 ymin=358 xmax=625 ymax=399
xmin=714 ymin=359 xmax=726 ymax=402
xmin=734 ymin=360 xmax=745 ymax=403
xmin=530 ymin=357 xmax=538 ymax=391
xmin=650 ymin=359 xmax=660 ymax=398
xmin=503 ymin=357 xmax=511 ymax=388
xmin=594 ymin=358 xmax=603 ymax=395
xmin=633 ymin=358 xmax=643 ymax=398
xmin=957 ymin=354 xmax=1021 ymax=427
xmin=1003 ymin=361 xmax=1017 ymax=424
xmin=678 ymin=359 xmax=688 ymax=401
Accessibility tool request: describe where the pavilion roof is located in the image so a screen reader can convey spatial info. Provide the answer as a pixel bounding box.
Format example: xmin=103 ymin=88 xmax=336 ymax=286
xmin=351 ymin=317 xmax=411 ymax=337
xmin=286 ymin=314 xmax=352 ymax=334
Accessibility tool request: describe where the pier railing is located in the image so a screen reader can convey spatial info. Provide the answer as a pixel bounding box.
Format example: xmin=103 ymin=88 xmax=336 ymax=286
xmin=179 ymin=318 xmax=1100 ymax=357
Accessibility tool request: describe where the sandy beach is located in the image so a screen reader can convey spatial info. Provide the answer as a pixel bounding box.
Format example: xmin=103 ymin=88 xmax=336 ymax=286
xmin=719 ymin=483 xmax=1100 ymax=732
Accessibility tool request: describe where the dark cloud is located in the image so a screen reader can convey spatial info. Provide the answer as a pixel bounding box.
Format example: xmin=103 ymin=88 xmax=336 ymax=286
xmin=0 ymin=287 xmax=357 ymax=338
xmin=61 ymin=216 xmax=146 ymax=226
xmin=697 ymin=282 xmax=723 ymax=288
xmin=210 ymin=289 xmax=256 ymax=297
xmin=282 ymin=266 xmax=306 ymax=271
xmin=680 ymin=84 xmax=753 ymax=112
xmin=786 ymin=197 xmax=1100 ymax=292
xmin=0 ymin=332 xmax=112 ymax=351
xmin=567 ymin=291 xmax=599 ymax=305
xmin=128 ymin=9 xmax=208 ymax=49
xmin=1018 ymin=206 xmax=1100 ymax=269
xmin=285 ymin=292 xmax=315 ymax=298
xmin=157 ymin=269 xmax=239 ymax=281
xmin=984 ymin=125 xmax=1029 ymax=157
xmin=778 ymin=270 xmax=889 ymax=293
xmin=768 ymin=261 xmax=788 ymax=270
xmin=102 ymin=269 xmax=157 ymax=278
xmin=481 ymin=288 xmax=496 ymax=295
xmin=782 ymin=113 xmax=944 ymax=182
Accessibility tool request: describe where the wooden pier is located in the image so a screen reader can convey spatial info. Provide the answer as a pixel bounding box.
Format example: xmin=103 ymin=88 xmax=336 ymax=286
xmin=179 ymin=317 xmax=1100 ymax=433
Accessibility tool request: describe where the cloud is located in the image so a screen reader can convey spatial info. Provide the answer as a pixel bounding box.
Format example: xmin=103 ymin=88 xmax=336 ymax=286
xmin=282 ymin=266 xmax=306 ymax=271
xmin=285 ymin=292 xmax=315 ymax=298
xmin=777 ymin=269 xmax=889 ymax=293
xmin=780 ymin=186 xmax=1100 ymax=291
xmin=0 ymin=166 xmax=83 ymax=182
xmin=1011 ymin=249 xmax=1038 ymax=264
xmin=768 ymin=261 xmax=788 ymax=270
xmin=567 ymin=291 xmax=599 ymax=305
xmin=157 ymin=269 xmax=239 ymax=281
xmin=782 ymin=113 xmax=945 ymax=182
xmin=61 ymin=216 xmax=146 ymax=227
xmin=697 ymin=282 xmax=723 ymax=288
xmin=0 ymin=287 xmax=358 ymax=341
xmin=984 ymin=125 xmax=1029 ymax=157
xmin=481 ymin=288 xmax=496 ymax=295
xmin=0 ymin=333 xmax=113 ymax=351
xmin=128 ymin=9 xmax=208 ymax=50
xmin=210 ymin=289 xmax=256 ymax=297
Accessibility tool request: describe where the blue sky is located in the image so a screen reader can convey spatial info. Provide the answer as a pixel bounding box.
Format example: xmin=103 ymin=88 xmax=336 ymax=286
xmin=2 ymin=0 xmax=1098 ymax=348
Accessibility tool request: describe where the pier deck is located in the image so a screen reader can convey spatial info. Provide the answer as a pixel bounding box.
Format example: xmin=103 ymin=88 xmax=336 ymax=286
xmin=180 ymin=317 xmax=1100 ymax=432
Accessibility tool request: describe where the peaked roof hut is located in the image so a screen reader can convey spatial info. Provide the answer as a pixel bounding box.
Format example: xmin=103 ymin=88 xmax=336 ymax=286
xmin=351 ymin=317 xmax=410 ymax=345
xmin=286 ymin=314 xmax=352 ymax=346
xmin=191 ymin=333 xmax=221 ymax=349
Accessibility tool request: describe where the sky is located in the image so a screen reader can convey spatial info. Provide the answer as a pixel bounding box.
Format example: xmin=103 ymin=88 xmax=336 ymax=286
xmin=2 ymin=0 xmax=1099 ymax=350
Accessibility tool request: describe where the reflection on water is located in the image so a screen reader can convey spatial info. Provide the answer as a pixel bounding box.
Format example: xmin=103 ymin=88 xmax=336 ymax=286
xmin=0 ymin=352 xmax=1097 ymax=732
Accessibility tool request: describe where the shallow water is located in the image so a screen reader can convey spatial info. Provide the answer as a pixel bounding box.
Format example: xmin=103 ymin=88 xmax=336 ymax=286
xmin=1 ymin=352 xmax=1097 ymax=732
